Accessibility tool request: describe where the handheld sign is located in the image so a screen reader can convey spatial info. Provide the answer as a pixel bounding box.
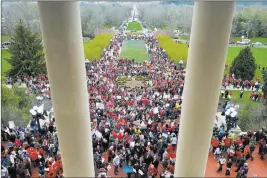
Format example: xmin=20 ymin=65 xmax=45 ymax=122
xmin=123 ymin=166 xmax=133 ymax=173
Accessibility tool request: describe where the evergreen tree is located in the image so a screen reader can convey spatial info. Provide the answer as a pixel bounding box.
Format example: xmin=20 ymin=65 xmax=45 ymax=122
xmin=230 ymin=47 xmax=256 ymax=81
xmin=6 ymin=19 xmax=46 ymax=78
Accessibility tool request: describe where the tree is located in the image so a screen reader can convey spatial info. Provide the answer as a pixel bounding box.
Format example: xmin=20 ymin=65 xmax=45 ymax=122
xmin=6 ymin=19 xmax=46 ymax=78
xmin=232 ymin=17 xmax=243 ymax=36
xmin=231 ymin=5 xmax=267 ymax=37
xmin=80 ymin=3 xmax=131 ymax=37
xmin=230 ymin=47 xmax=256 ymax=80
xmin=2 ymin=2 xmax=40 ymax=35
xmin=238 ymin=104 xmax=267 ymax=131
xmin=137 ymin=3 xmax=193 ymax=33
xmin=262 ymin=70 xmax=267 ymax=103
xmin=2 ymin=85 xmax=33 ymax=127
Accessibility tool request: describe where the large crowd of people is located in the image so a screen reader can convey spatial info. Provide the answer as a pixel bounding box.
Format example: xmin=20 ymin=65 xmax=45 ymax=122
xmin=1 ymin=29 xmax=267 ymax=178
xmin=212 ymin=104 xmax=267 ymax=177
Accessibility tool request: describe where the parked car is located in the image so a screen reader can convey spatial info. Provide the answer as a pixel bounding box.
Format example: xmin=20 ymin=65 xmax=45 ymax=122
xmin=237 ymin=41 xmax=250 ymax=45
xmin=229 ymin=41 xmax=235 ymax=44
xmin=252 ymin=42 xmax=262 ymax=46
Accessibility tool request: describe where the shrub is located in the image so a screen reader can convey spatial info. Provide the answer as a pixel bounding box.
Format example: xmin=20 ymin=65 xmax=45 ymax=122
xmin=84 ymin=34 xmax=113 ymax=61
xmin=157 ymin=35 xmax=188 ymax=63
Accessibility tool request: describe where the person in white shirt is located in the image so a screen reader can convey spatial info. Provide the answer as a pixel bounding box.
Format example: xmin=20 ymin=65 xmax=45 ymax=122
xmin=1 ymin=166 xmax=8 ymax=178
xmin=9 ymin=151 xmax=16 ymax=164
xmin=214 ymin=147 xmax=222 ymax=160
xmin=171 ymin=135 xmax=177 ymax=149
xmin=217 ymin=155 xmax=226 ymax=172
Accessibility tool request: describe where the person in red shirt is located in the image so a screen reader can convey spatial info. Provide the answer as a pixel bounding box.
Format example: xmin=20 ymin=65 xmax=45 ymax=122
xmin=169 ymin=163 xmax=175 ymax=174
xmin=235 ymin=137 xmax=243 ymax=146
xmin=167 ymin=145 xmax=173 ymax=153
xmin=148 ymin=164 xmax=158 ymax=177
xmin=14 ymin=138 xmax=22 ymax=148
xmin=112 ymin=131 xmax=117 ymax=139
xmin=169 ymin=151 xmax=176 ymax=159
xmin=211 ymin=138 xmax=220 ymax=153
xmin=224 ymin=137 xmax=231 ymax=148
xmin=117 ymin=133 xmax=123 ymax=141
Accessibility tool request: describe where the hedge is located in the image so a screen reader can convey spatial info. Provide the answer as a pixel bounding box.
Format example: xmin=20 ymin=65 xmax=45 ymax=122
xmin=157 ymin=35 xmax=188 ymax=63
xmin=84 ymin=34 xmax=113 ymax=61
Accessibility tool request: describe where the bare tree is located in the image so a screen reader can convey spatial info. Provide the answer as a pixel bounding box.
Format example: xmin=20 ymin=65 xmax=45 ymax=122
xmin=80 ymin=3 xmax=131 ymax=37
xmin=137 ymin=3 xmax=193 ymax=33
xmin=2 ymin=2 xmax=131 ymax=37
xmin=2 ymin=2 xmax=39 ymax=35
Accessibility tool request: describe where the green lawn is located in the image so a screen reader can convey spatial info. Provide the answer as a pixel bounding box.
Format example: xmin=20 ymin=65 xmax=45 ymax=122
xmin=127 ymin=22 xmax=143 ymax=31
xmin=157 ymin=35 xmax=188 ymax=63
xmin=120 ymin=40 xmax=149 ymax=63
xmin=230 ymin=90 xmax=263 ymax=105
xmin=2 ymin=34 xmax=113 ymax=74
xmin=83 ymin=34 xmax=113 ymax=61
xmin=1 ymin=35 xmax=10 ymax=42
xmin=179 ymin=35 xmax=189 ymax=40
xmin=1 ymin=49 xmax=12 ymax=75
xmin=231 ymin=37 xmax=267 ymax=43
xmin=158 ymin=35 xmax=266 ymax=81
xmin=226 ymin=47 xmax=267 ymax=81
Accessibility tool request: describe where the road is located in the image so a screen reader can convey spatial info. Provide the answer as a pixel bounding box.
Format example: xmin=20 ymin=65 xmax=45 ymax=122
xmin=174 ymin=39 xmax=267 ymax=48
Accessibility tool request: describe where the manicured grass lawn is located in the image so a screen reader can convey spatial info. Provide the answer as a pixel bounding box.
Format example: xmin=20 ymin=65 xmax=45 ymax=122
xmin=1 ymin=36 xmax=10 ymax=42
xmin=157 ymin=35 xmax=188 ymax=63
xmin=83 ymin=34 xmax=113 ymax=61
xmin=2 ymin=34 xmax=113 ymax=74
xmin=226 ymin=47 xmax=267 ymax=81
xmin=1 ymin=49 xmax=12 ymax=75
xmin=120 ymin=40 xmax=149 ymax=63
xmin=127 ymin=22 xmax=143 ymax=31
xmin=231 ymin=36 xmax=267 ymax=43
xmin=158 ymin=35 xmax=266 ymax=81
xmin=230 ymin=90 xmax=263 ymax=105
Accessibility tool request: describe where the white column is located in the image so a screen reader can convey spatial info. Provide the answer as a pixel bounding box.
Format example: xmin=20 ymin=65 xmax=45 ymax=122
xmin=174 ymin=2 xmax=234 ymax=177
xmin=38 ymin=2 xmax=94 ymax=177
